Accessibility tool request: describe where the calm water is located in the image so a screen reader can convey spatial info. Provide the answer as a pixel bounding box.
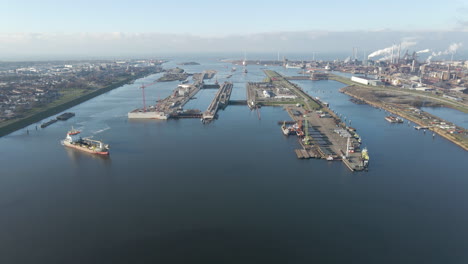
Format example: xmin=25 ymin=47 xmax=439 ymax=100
xmin=0 ymin=59 xmax=467 ymax=264
xmin=422 ymin=107 xmax=468 ymax=129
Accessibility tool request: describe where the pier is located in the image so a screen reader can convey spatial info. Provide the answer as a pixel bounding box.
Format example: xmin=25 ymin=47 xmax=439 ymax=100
xmin=128 ymin=82 xmax=202 ymax=120
xmin=202 ymin=82 xmax=233 ymax=121
xmin=285 ymin=105 xmax=366 ymax=171
xmin=158 ymin=83 xmax=202 ymax=111
xmin=192 ymin=70 xmax=217 ymax=83
xmin=249 ymin=70 xmax=367 ymax=171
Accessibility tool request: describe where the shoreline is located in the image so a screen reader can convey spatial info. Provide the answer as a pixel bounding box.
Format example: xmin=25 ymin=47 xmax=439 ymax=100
xmin=0 ymin=71 xmax=158 ymax=138
xmin=340 ymin=88 xmax=468 ymax=151
xmin=328 ymin=74 xmax=468 ymax=113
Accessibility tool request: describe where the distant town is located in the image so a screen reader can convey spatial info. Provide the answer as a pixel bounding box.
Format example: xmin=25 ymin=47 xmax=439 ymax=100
xmin=0 ymin=59 xmax=164 ymax=125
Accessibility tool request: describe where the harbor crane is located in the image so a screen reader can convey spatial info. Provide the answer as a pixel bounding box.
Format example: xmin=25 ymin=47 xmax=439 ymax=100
xmin=139 ymin=80 xmax=158 ymax=112
xmin=303 ymin=119 xmax=312 ymax=145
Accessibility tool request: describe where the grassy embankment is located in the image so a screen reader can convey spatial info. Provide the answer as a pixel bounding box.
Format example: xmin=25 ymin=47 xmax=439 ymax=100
xmin=0 ymin=73 xmax=153 ymax=137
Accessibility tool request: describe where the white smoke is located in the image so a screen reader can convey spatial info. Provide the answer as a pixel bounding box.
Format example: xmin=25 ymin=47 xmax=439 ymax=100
xmin=426 ymin=56 xmax=433 ymax=64
xmin=377 ymin=54 xmax=393 ymax=62
xmin=368 ymin=41 xmax=417 ymax=59
xmin=426 ymin=42 xmax=463 ymax=63
xmin=416 ymin=49 xmax=430 ymax=54
xmin=448 ymin=42 xmax=462 ymax=54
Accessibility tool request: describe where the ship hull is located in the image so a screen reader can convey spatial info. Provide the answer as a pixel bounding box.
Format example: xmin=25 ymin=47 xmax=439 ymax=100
xmin=128 ymin=110 xmax=168 ymax=120
xmin=63 ymin=141 xmax=109 ymax=155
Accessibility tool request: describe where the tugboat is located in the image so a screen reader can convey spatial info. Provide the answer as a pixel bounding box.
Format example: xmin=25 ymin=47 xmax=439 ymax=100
xmin=67 ymin=126 xmax=80 ymax=135
xmin=61 ymin=128 xmax=109 ymax=155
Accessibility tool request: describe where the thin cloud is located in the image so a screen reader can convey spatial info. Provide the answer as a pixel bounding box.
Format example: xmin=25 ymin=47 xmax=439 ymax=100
xmin=0 ymin=31 xmax=466 ymax=59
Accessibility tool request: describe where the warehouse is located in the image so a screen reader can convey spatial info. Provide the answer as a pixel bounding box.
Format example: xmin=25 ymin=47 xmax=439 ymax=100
xmin=351 ymin=76 xmax=383 ymax=86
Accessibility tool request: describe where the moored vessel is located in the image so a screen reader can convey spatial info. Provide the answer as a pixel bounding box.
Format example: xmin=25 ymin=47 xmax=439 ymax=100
xmin=56 ymin=112 xmax=75 ymax=121
xmin=361 ymin=147 xmax=369 ymax=167
xmin=385 ymin=115 xmax=403 ymax=123
xmin=281 ymin=121 xmax=293 ymax=136
xmin=41 ymin=119 xmax=57 ymax=128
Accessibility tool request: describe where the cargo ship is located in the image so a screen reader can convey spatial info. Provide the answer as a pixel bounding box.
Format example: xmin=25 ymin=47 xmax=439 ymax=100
xmin=62 ymin=129 xmax=109 ymax=155
xmin=385 ymin=115 xmax=403 ymax=123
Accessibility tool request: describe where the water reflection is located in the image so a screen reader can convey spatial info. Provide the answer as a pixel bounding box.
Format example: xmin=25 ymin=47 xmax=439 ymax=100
xmin=64 ymin=147 xmax=111 ymax=165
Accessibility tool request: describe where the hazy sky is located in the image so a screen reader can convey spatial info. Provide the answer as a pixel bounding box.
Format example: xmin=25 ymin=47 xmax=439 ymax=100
xmin=2 ymin=0 xmax=467 ymax=34
xmin=0 ymin=0 xmax=467 ymax=59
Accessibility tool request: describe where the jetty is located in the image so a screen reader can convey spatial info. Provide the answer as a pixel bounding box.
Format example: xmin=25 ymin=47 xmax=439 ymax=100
xmin=202 ymin=82 xmax=233 ymax=121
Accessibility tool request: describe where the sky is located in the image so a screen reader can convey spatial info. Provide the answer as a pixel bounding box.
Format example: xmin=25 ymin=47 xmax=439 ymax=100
xmin=0 ymin=0 xmax=467 ymax=59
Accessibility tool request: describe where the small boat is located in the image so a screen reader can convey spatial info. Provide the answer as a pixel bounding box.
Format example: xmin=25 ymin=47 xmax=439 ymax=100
xmin=67 ymin=127 xmax=81 ymax=136
xmin=385 ymin=115 xmax=403 ymax=123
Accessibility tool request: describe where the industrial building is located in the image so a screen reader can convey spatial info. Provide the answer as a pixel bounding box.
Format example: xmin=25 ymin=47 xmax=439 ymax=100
xmin=351 ymin=76 xmax=383 ymax=86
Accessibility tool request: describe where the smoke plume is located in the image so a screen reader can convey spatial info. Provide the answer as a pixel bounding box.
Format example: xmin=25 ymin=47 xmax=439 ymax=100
xmin=367 ymin=41 xmax=417 ymax=59
xmin=416 ymin=49 xmax=430 ymax=53
xmin=426 ymin=42 xmax=463 ymax=63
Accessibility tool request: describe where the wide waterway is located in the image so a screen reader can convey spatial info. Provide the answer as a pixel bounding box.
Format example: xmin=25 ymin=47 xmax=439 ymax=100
xmin=0 ymin=58 xmax=467 ymax=263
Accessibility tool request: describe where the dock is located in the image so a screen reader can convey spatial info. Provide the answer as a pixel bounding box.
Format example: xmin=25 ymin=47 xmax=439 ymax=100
xmin=202 ymin=82 xmax=233 ymax=121
xmin=254 ymin=70 xmax=367 ymax=171
xmin=128 ymin=82 xmax=202 ymax=120
xmin=285 ymin=105 xmax=366 ymax=171
xmin=193 ymin=70 xmax=217 ymax=82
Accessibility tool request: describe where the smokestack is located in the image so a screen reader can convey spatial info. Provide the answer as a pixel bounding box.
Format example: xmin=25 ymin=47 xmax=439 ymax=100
xmin=397 ymin=43 xmax=401 ymax=64
xmin=390 ymin=45 xmax=394 ymax=64
xmin=363 ymin=50 xmax=367 ymax=66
